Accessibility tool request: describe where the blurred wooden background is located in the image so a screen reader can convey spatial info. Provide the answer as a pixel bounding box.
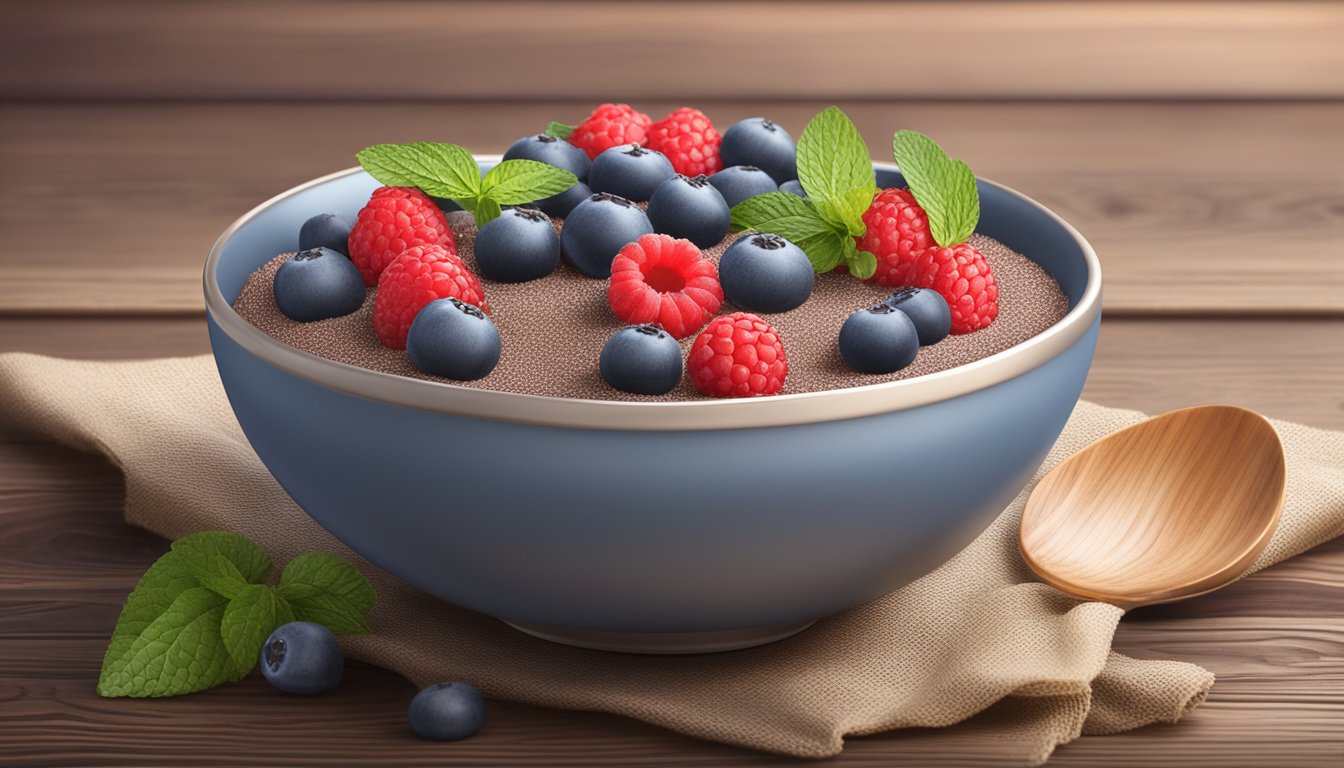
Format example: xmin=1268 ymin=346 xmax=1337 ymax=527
xmin=2 ymin=2 xmax=1344 ymax=766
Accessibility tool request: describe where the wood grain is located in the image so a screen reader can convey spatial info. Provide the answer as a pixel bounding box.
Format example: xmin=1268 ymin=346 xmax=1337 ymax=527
xmin=2 ymin=101 xmax=1342 ymax=315
xmin=1021 ymin=406 xmax=1286 ymax=608
xmin=4 ymin=1 xmax=1343 ymax=100
xmin=1 ymin=350 xmax=1341 ymax=766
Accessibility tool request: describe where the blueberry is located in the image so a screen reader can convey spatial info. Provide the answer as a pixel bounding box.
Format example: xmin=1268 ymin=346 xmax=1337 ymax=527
xmin=502 ymin=133 xmax=590 ymax=182
xmin=298 ymin=213 xmax=353 ymax=257
xmin=259 ymin=621 xmax=343 ymax=695
xmin=708 ymin=166 xmax=779 ymax=208
xmin=719 ymin=233 xmax=813 ymax=313
xmin=599 ymin=324 xmax=683 ymax=395
xmin=588 ymin=145 xmax=676 ymax=202
xmin=272 ymin=247 xmax=366 ymax=322
xmin=535 ymin=181 xmax=592 ymax=219
xmin=406 ymin=298 xmax=501 ymax=380
xmin=719 ymin=117 xmax=798 ymax=184
xmin=779 ymin=179 xmax=807 ymax=198
xmin=474 ymin=207 xmax=559 ymax=283
xmin=559 ymin=192 xmax=654 ymax=278
xmin=408 ymin=681 xmax=486 ymax=741
xmin=839 ymin=303 xmax=920 ymax=374
xmin=646 ymin=175 xmax=730 ymax=249
xmin=884 ymin=287 xmax=952 ymax=346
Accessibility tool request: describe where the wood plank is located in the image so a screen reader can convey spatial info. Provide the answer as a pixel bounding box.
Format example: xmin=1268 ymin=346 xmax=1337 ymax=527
xmin=2 ymin=102 xmax=1342 ymax=315
xmin=1 ymin=314 xmax=1342 ymax=765
xmin=4 ymin=1 xmax=1343 ymax=100
xmin=2 ymin=316 xmax=1341 ymax=431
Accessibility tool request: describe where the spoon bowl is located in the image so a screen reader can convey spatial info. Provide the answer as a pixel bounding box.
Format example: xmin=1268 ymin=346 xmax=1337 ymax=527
xmin=1020 ymin=405 xmax=1285 ymax=610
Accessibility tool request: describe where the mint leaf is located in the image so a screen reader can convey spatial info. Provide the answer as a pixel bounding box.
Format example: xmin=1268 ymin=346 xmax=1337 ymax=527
xmin=481 ymin=159 xmax=577 ymax=205
xmin=795 ymin=107 xmax=876 ymax=220
xmin=171 ymin=531 xmax=270 ymax=598
xmin=277 ymin=553 xmax=376 ymax=635
xmin=544 ymin=121 xmax=575 ymax=140
xmin=892 ymin=130 xmax=979 ymax=247
xmin=472 ymin=198 xmax=503 ymax=228
xmin=98 ymin=587 xmax=240 ymax=698
xmin=357 ymin=142 xmax=482 ymax=201
xmin=812 ymin=185 xmax=875 ymax=237
xmin=100 ymin=550 xmax=201 ymax=679
xmin=843 ymin=240 xmax=878 ymax=280
xmin=220 ymin=585 xmax=294 ymax=674
xmin=795 ymin=231 xmax=846 ymax=273
xmin=730 ymin=192 xmax=833 ymax=241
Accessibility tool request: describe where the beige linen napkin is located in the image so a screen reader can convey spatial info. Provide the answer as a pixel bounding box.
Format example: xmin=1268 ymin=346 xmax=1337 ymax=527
xmin=2 ymin=352 xmax=1342 ymax=764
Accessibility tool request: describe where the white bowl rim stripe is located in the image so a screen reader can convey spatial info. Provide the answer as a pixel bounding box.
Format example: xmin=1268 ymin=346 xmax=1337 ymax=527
xmin=203 ymin=158 xmax=1102 ymax=431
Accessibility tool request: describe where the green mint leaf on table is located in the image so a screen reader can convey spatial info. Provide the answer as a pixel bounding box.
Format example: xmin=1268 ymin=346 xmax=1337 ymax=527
xmin=221 ymin=584 xmax=294 ymax=673
xmin=357 ymin=142 xmax=576 ymax=227
xmin=170 ymin=531 xmax=271 ymax=599
xmin=356 ymin=142 xmax=481 ymax=200
xmin=481 ymin=159 xmax=576 ymax=205
xmin=892 ymin=129 xmax=979 ymax=247
xmin=795 ymin=106 xmax=876 ymax=224
xmin=544 ymin=121 xmax=575 ymax=140
xmin=99 ymin=532 xmax=376 ymax=698
xmin=98 ymin=587 xmax=240 ymax=697
xmin=278 ymin=552 xmax=377 ymax=635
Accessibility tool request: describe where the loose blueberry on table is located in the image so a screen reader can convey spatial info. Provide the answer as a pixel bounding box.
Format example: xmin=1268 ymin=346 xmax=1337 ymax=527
xmin=408 ymin=681 xmax=488 ymax=742
xmin=260 ymin=621 xmax=345 ymax=695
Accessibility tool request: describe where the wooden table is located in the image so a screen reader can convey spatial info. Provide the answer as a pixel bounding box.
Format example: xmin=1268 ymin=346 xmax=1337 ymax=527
xmin=2 ymin=2 xmax=1342 ymax=765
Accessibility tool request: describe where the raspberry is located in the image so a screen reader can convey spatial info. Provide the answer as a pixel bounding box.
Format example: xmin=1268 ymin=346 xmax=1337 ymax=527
xmin=608 ymin=234 xmax=722 ymax=339
xmin=568 ymin=103 xmax=652 ymax=161
xmin=373 ymin=245 xmax=489 ymax=349
xmin=906 ymin=242 xmax=999 ymax=334
xmin=348 ymin=187 xmax=456 ymax=286
xmin=688 ymin=312 xmax=788 ymax=398
xmin=855 ymin=188 xmax=933 ymax=287
xmin=645 ymin=108 xmax=723 ymax=177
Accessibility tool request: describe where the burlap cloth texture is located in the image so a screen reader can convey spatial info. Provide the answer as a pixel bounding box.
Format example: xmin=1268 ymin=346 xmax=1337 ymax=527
xmin=2 ymin=353 xmax=1341 ymax=763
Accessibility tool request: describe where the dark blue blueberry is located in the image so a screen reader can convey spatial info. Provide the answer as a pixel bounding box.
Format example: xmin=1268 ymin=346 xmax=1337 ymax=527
xmin=587 ymin=145 xmax=675 ymax=202
xmin=719 ymin=117 xmax=798 ymax=184
xmin=719 ymin=233 xmax=814 ymax=314
xmin=406 ymin=298 xmax=501 ymax=380
xmin=646 ymin=175 xmax=730 ymax=249
xmin=708 ymin=166 xmax=779 ymax=208
xmin=298 ymin=213 xmax=353 ymax=257
xmin=259 ymin=621 xmax=343 ymax=695
xmin=779 ymin=179 xmax=807 ymax=198
xmin=502 ymin=133 xmax=590 ymax=182
xmin=272 ymin=247 xmax=366 ymax=323
xmin=474 ymin=207 xmax=559 ymax=283
xmin=408 ymin=681 xmax=486 ymax=742
xmin=599 ymin=324 xmax=683 ymax=395
xmin=559 ymin=193 xmax=654 ymax=278
xmin=535 ymin=181 xmax=592 ymax=219
xmin=839 ymin=303 xmax=920 ymax=374
xmin=884 ymin=287 xmax=952 ymax=346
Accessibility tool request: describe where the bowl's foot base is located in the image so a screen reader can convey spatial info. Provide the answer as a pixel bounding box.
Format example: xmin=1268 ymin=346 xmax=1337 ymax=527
xmin=504 ymin=619 xmax=817 ymax=654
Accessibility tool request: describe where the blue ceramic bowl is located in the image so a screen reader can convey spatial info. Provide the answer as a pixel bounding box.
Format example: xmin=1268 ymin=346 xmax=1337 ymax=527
xmin=205 ymin=158 xmax=1101 ymax=653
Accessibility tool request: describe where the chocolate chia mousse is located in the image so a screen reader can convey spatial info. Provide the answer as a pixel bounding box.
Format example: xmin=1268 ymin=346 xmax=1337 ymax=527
xmin=233 ymin=212 xmax=1069 ymax=401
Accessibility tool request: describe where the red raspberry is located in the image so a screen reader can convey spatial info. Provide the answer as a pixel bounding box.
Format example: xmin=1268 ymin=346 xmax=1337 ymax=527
xmin=568 ymin=103 xmax=653 ymax=160
xmin=907 ymin=243 xmax=999 ymax=334
xmin=645 ymin=108 xmax=723 ymax=177
xmin=688 ymin=313 xmax=788 ymax=398
xmin=348 ymin=187 xmax=456 ymax=286
xmin=373 ymin=245 xmax=489 ymax=349
xmin=856 ymin=188 xmax=933 ymax=287
xmin=608 ymin=234 xmax=722 ymax=339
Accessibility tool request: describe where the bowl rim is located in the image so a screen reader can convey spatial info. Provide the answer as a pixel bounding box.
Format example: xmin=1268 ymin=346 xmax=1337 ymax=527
xmin=204 ymin=157 xmax=1102 ymax=431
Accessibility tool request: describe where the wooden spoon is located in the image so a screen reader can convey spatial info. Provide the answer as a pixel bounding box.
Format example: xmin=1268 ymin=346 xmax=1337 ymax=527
xmin=1020 ymin=405 xmax=1285 ymax=610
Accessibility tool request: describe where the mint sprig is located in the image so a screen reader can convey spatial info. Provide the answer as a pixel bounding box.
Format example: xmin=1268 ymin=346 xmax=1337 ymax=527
xmin=729 ymin=106 xmax=879 ymax=279
xmin=356 ymin=142 xmax=577 ymax=226
xmin=544 ymin=121 xmax=575 ymax=140
xmin=98 ymin=531 xmax=376 ymax=698
xmin=892 ymin=130 xmax=979 ymax=247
